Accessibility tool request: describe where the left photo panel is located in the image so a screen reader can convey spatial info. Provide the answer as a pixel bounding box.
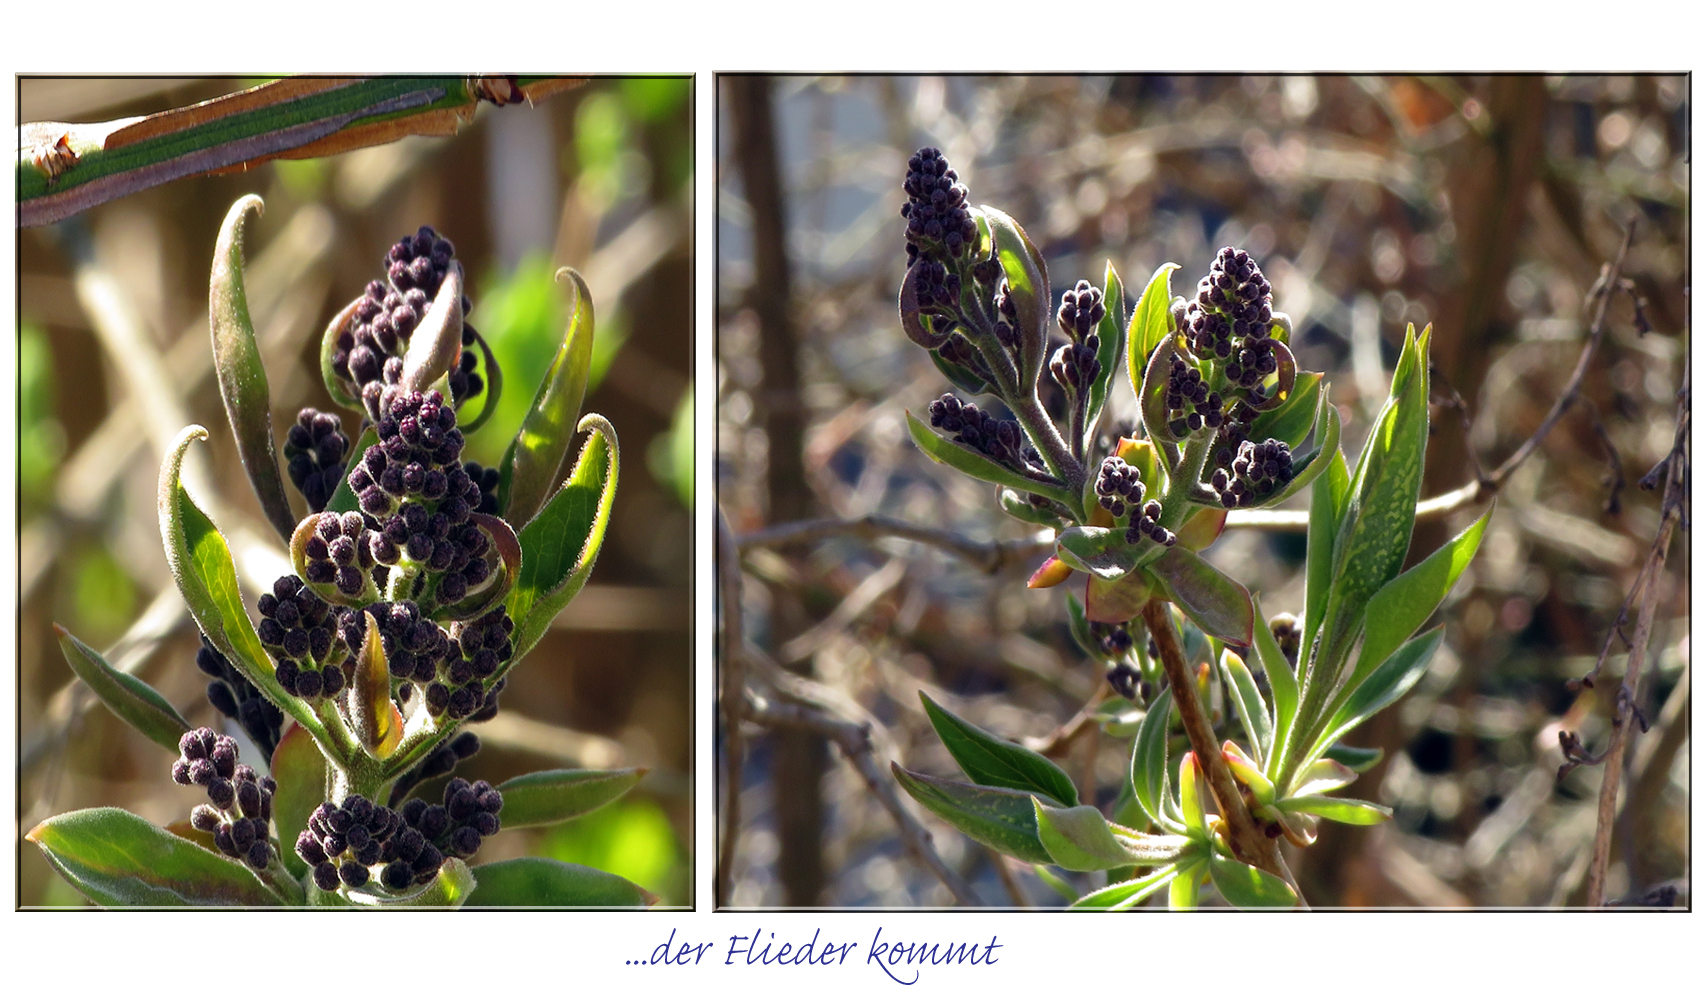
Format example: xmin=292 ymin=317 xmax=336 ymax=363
xmin=17 ymin=76 xmax=694 ymax=908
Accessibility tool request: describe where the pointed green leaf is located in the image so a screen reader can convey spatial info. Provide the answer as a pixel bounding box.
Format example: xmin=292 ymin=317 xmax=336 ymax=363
xmin=1253 ymin=597 xmax=1300 ymax=780
xmin=55 ymin=624 xmax=189 ymax=753
xmin=1323 ymin=744 xmax=1384 ymax=773
xmin=920 ymin=692 xmax=1076 ymax=806
xmin=1273 ymin=795 xmax=1392 ymax=825
xmin=1144 ymin=545 xmax=1253 ymax=648
xmin=28 ymin=807 xmax=287 ymax=907
xmin=464 ymin=857 xmax=651 ymax=907
xmin=1130 ymin=687 xmax=1175 ymax=829
xmin=398 ymin=262 xmax=465 ymax=396
xmin=891 ymin=764 xmax=1052 ymax=864
xmin=1072 ymin=863 xmax=1182 ymax=910
xmin=318 ymin=296 xmax=364 ymax=411
xmin=1034 ymin=802 xmax=1190 ymax=871
xmin=1355 ymin=506 xmax=1491 ymax=690
xmin=1065 ymin=592 xmax=1102 ymax=659
xmin=1292 ymin=757 xmax=1357 ymax=797
xmin=1221 ymin=739 xmax=1274 ymax=807
xmin=500 ymin=267 xmax=596 ymax=529
xmin=1126 ymin=263 xmax=1179 ymax=394
xmin=159 ymin=427 xmax=319 ymax=737
xmin=978 ymin=205 xmax=1050 ymax=391
xmin=1178 ymin=752 xmax=1207 ymax=836
xmin=1055 ymin=525 xmax=1164 ymax=581
xmin=1208 ymin=849 xmax=1297 ymax=908
xmin=209 ymin=194 xmax=294 ymax=543
xmin=1311 ymin=626 xmax=1445 ymax=763
xmin=906 ymin=411 xmax=1075 ymax=508
xmin=1220 ymin=650 xmax=1270 ymax=764
xmin=1084 ymin=260 xmax=1129 ymax=437
xmin=1302 ymin=448 xmax=1351 ymax=674
xmin=1244 ymin=371 xmax=1323 ymax=451
xmin=1085 ymin=571 xmax=1154 ymax=624
xmin=270 ymin=723 xmax=326 ymax=880
xmin=496 ymin=767 xmax=647 ymax=829
xmin=999 ymin=486 xmax=1066 ymax=526
xmin=508 ymin=413 xmax=618 ymax=661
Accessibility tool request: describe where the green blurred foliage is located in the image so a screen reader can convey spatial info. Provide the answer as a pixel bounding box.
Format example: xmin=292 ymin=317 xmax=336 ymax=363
xmin=19 ymin=322 xmax=66 ymax=509
xmin=66 ymin=544 xmax=139 ymax=642
xmin=647 ymin=384 xmax=693 ymax=509
xmin=538 ymin=796 xmax=687 ymax=906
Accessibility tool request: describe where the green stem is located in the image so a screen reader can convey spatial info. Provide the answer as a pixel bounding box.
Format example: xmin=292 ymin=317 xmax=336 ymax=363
xmin=1158 ymin=435 xmax=1214 ymax=532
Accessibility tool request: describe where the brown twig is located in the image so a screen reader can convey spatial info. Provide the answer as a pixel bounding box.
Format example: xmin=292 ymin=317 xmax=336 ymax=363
xmin=1227 ymin=223 xmax=1641 ymax=533
xmin=736 ymin=514 xmax=1049 ymax=575
xmin=715 ymin=510 xmax=749 ymax=906
xmin=743 ymin=694 xmax=981 ymax=906
xmin=1583 ymin=359 xmax=1686 ymax=907
xmin=1142 ymin=599 xmax=1285 ymax=883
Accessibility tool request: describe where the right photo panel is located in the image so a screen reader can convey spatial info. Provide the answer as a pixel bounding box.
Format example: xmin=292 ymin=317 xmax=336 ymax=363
xmin=715 ymin=74 xmax=1689 ymax=909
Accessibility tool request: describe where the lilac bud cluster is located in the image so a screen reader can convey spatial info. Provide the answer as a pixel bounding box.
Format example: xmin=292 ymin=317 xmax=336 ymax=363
xmin=1093 ymin=456 xmax=1146 ymax=518
xmin=1049 ymin=283 xmax=1103 ymax=392
xmin=1091 ymin=620 xmax=1134 ymax=658
xmin=173 ymin=729 xmax=276 ymax=872
xmin=1165 ymin=354 xmax=1225 ymax=436
xmin=386 ymin=732 xmax=483 ymax=808
xmin=1267 ymin=612 xmax=1300 ymax=663
xmin=1058 ymin=280 xmax=1106 ymax=341
xmin=929 ymin=393 xmax=1025 ymax=468
xmin=912 ymin=257 xmax=961 ymax=317
xmin=461 ymin=462 xmax=502 ymax=515
xmin=195 ymin=636 xmax=283 ymax=761
xmin=1210 ymin=438 xmax=1295 ymax=508
xmin=257 ymin=575 xmax=347 ymax=699
xmin=1183 ymin=247 xmax=1278 ymax=392
xmin=936 ymin=335 xmax=992 ymax=385
xmin=339 ymin=600 xmax=450 ymax=685
xmin=283 ymin=408 xmax=349 ymax=513
xmin=993 ymin=281 xmax=1020 ymax=349
xmin=300 ymin=512 xmax=377 ymax=599
xmin=1122 ymin=499 xmax=1177 ymax=548
xmin=299 ymin=793 xmax=439 ymax=893
xmin=1106 ymin=661 xmax=1141 ymax=701
xmin=901 ymin=148 xmax=977 ymax=263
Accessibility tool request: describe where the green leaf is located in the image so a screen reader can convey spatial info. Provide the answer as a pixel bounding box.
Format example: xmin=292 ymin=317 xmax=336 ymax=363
xmin=1144 ymin=545 xmax=1253 ymax=648
xmin=28 ymin=807 xmax=287 ymax=907
xmin=1273 ymin=795 xmax=1392 ymax=826
xmin=1065 ymin=592 xmax=1101 ymax=660
xmin=1168 ymin=858 xmax=1206 ymax=910
xmin=159 ymin=427 xmax=319 ymax=737
xmin=1311 ymin=626 xmax=1445 ymax=764
xmin=1055 ymin=525 xmax=1162 ymax=581
xmin=905 ymin=410 xmax=1076 ymax=508
xmin=324 ymin=426 xmax=377 ymax=514
xmin=500 ymin=267 xmax=597 ymax=529
xmin=270 ymin=723 xmax=326 ymax=880
xmin=1221 ymin=740 xmax=1274 ymax=807
xmin=999 ymin=486 xmax=1066 ymax=526
xmin=1291 ymin=757 xmax=1357 ymax=797
xmin=929 ymin=348 xmax=992 ymax=396
xmin=398 ymin=263 xmax=466 ymax=396
xmin=1354 ymin=506 xmax=1491 ymax=691
xmin=891 ymin=764 xmax=1052 ymax=865
xmin=1126 ymin=263 xmax=1179 ymax=394
xmin=1324 ymin=744 xmax=1384 ymax=773
xmin=1072 ymin=863 xmax=1181 ymax=910
xmin=1319 ymin=324 xmax=1432 ymax=677
xmin=1250 ymin=396 xmax=1339 ymax=511
xmin=1034 ymin=800 xmax=1190 ymax=871
xmin=209 ymin=194 xmax=294 ymax=543
xmin=465 ymin=857 xmax=651 ymax=907
xmin=1178 ymin=751 xmax=1206 ymax=836
xmin=496 ymin=768 xmax=647 ymax=829
xmin=1244 ymin=371 xmax=1323 ymax=451
xmin=1032 ymin=865 xmax=1080 ymax=902
xmin=1130 ymin=686 xmax=1175 ymax=829
xmin=978 ymin=205 xmax=1050 ymax=391
xmin=1220 ymin=650 xmax=1270 ymax=764
xmin=1302 ymin=448 xmax=1351 ymax=673
xmin=1208 ymin=849 xmax=1297 ymax=908
xmin=507 ymin=414 xmax=619 ymax=661
xmin=1137 ymin=331 xmax=1186 ymax=444
xmin=1084 ymin=260 xmax=1129 ymax=437
xmin=920 ymin=692 xmax=1076 ymax=806
xmin=1085 ymin=571 xmax=1154 ymax=624
xmin=431 ymin=511 xmax=522 ymax=625
xmin=55 ymin=624 xmax=189 ymax=753
xmin=1253 ymin=597 xmax=1300 ymax=778
xmin=318 ymin=297 xmax=364 ymax=411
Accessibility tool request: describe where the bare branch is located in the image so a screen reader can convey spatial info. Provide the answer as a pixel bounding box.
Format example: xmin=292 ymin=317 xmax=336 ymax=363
xmin=715 ymin=508 xmax=747 ymax=907
xmin=735 ymin=513 xmax=1049 ymax=574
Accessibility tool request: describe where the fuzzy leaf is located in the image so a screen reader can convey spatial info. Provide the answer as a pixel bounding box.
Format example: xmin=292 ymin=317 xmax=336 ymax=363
xmin=1055 ymin=525 xmax=1162 ymax=581
xmin=1085 ymin=571 xmax=1153 ymax=624
xmin=464 ymin=858 xmax=652 ymax=907
xmin=1252 ymin=598 xmax=1300 ymax=772
xmin=1291 ymin=758 xmax=1357 ymax=797
xmin=318 ymin=296 xmax=364 ymax=410
xmin=398 ymin=262 xmax=465 ymax=396
xmin=1221 ymin=739 xmax=1274 ymax=807
xmin=209 ymin=194 xmax=294 ymax=543
xmin=1245 ymin=371 xmax=1323 ymax=450
xmin=1273 ymin=795 xmax=1391 ymax=825
xmin=1072 ymin=863 xmax=1181 ymax=910
xmin=1126 ymin=262 xmax=1179 ymax=394
xmin=998 ymin=486 xmax=1066 ymax=526
xmin=1323 ymin=744 xmax=1384 ymax=773
xmin=1302 ymin=448 xmax=1351 ymax=672
xmin=1065 ymin=592 xmax=1101 ymax=660
xmin=906 ymin=411 xmax=1075 ymax=508
xmin=1130 ymin=686 xmax=1175 ymax=829
xmin=500 ymin=267 xmax=596 ymax=529
xmin=496 ymin=768 xmax=647 ymax=829
xmin=899 ymin=260 xmax=950 ymax=349
xmin=28 ymin=807 xmax=288 ymax=907
xmin=1310 ymin=627 xmax=1445 ymax=764
xmin=433 ymin=512 xmax=522 ymax=625
xmin=1084 ymin=259 xmax=1129 ymax=437
xmin=1137 ymin=331 xmax=1186 ymax=444
xmin=55 ymin=624 xmax=189 ymax=753
xmin=1354 ymin=506 xmax=1491 ymax=691
xmin=350 ymin=620 xmax=402 ymax=758
xmin=1034 ymin=802 xmax=1190 ymax=871
xmin=929 ymin=348 xmax=992 ymax=396
xmin=344 ymin=857 xmax=476 ymax=908
xmin=507 ymin=414 xmax=618 ymax=661
xmin=1178 ymin=752 xmax=1206 ymax=836
xmin=459 ymin=328 xmax=505 ymax=432
xmin=921 ymin=692 xmax=1076 ymax=806
xmin=1208 ymin=849 xmax=1297 ymax=908
xmin=978 ymin=205 xmax=1049 ymax=391
xmin=1220 ymin=650 xmax=1271 ymax=764
xmin=1145 ymin=545 xmax=1253 ymax=648
xmin=270 ymin=723 xmax=326 ymax=880
xmin=891 ymin=764 xmax=1052 ymax=865
xmin=1168 ymin=859 xmax=1205 ymax=910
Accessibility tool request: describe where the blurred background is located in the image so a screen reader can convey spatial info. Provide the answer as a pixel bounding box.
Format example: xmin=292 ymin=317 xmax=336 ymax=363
xmin=18 ymin=76 xmax=694 ymax=906
xmin=716 ymin=75 xmax=1688 ymax=907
